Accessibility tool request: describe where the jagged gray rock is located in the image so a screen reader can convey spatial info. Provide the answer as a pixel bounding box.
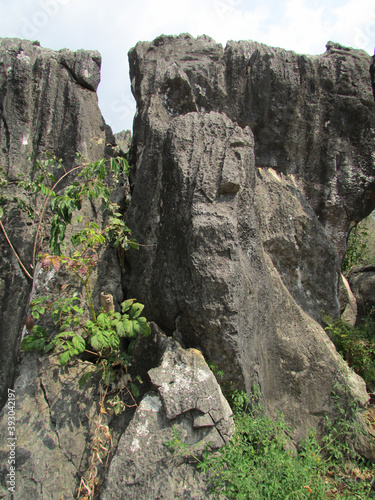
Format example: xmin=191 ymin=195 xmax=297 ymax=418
xmin=126 ymin=34 xmax=373 ymax=446
xmin=100 ymin=335 xmax=234 ymax=499
xmin=347 ymin=264 xmax=375 ymax=322
xmin=0 ymin=38 xmax=116 ymax=408
xmin=129 ymin=35 xmax=375 ymax=258
xmin=0 ymin=354 xmax=101 ymax=500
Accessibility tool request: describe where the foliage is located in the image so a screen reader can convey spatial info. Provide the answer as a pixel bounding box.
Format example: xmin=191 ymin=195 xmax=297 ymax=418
xmin=0 ymin=149 xmax=151 ymax=391
xmin=324 ymin=316 xmax=375 ymax=389
xmin=165 ymin=388 xmax=375 ymax=499
xmin=342 ymin=221 xmax=369 ymax=274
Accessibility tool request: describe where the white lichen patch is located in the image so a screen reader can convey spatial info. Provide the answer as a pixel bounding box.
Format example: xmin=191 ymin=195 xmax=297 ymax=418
xmin=135 ymin=419 xmax=149 ymax=437
xmin=17 ymin=52 xmax=31 ymax=64
xmin=140 ymin=394 xmax=162 ymax=413
xmin=130 ymin=437 xmax=141 ymax=453
xmin=196 ymin=368 xmax=209 ymax=382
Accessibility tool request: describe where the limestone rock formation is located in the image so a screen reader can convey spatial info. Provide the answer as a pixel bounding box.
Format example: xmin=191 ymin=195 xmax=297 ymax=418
xmin=0 ymin=38 xmax=115 ymax=408
xmin=347 ymin=264 xmax=375 ymax=322
xmin=129 ymin=35 xmax=375 ymax=258
xmin=126 ymin=34 xmax=374 ymax=443
xmin=101 ymin=333 xmax=234 ymax=499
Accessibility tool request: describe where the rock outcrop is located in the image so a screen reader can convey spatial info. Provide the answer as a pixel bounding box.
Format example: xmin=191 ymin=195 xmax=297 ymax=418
xmin=101 ymin=330 xmax=234 ymax=499
xmin=125 ymin=34 xmax=374 ymax=443
xmin=0 ymin=38 xmax=115 ymax=408
xmin=347 ymin=264 xmax=375 ymax=322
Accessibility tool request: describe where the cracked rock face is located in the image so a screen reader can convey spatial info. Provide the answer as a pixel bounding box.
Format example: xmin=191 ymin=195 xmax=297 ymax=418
xmin=0 ymin=354 xmax=101 ymax=500
xmin=100 ymin=337 xmax=234 ymax=500
xmin=0 ymin=38 xmax=115 ymax=408
xmin=126 ymin=34 xmax=371 ymax=444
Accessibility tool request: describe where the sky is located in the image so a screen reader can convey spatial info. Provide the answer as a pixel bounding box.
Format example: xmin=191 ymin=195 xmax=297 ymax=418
xmin=0 ymin=0 xmax=374 ymax=134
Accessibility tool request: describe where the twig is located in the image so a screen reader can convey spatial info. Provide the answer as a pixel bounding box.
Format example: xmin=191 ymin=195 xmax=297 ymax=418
xmin=0 ymin=219 xmax=33 ymax=280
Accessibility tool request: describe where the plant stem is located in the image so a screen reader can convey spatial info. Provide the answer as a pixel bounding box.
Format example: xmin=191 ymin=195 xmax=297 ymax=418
xmin=32 ymin=164 xmax=84 ymax=271
xmin=0 ymin=219 xmax=33 ymax=280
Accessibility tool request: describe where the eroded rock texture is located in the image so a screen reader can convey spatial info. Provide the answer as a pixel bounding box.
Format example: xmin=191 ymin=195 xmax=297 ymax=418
xmin=126 ymin=34 xmax=374 ymax=442
xmin=101 ymin=334 xmax=234 ymax=500
xmin=0 ymin=38 xmax=113 ymax=407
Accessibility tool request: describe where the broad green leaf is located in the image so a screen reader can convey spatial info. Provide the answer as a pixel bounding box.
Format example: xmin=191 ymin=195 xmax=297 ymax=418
xmin=130 ymin=302 xmax=144 ymax=319
xmin=72 ymin=335 xmax=86 ymax=353
xmin=115 ymin=321 xmax=126 ymax=337
xmin=79 ymin=370 xmax=95 ymax=389
xmin=109 ymin=334 xmax=120 ymax=350
xmin=44 ymin=342 xmax=54 ymax=353
xmin=90 ymin=334 xmax=104 ymax=351
xmin=134 ymin=317 xmax=151 ymax=337
xmin=130 ymin=382 xmax=140 ymax=399
xmin=121 ymin=298 xmax=136 ymax=313
xmin=60 ymin=350 xmax=70 ymax=366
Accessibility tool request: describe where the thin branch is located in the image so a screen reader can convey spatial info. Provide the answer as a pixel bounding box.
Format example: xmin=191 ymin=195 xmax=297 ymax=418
xmin=0 ymin=219 xmax=33 ymax=280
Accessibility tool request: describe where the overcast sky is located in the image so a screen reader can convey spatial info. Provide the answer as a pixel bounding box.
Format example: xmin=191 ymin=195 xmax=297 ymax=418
xmin=1 ymin=0 xmax=374 ymax=134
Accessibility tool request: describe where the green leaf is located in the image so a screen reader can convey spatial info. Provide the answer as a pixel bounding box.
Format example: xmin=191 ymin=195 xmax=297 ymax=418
xmin=130 ymin=302 xmax=144 ymax=319
xmin=134 ymin=317 xmax=151 ymax=337
xmin=130 ymin=382 xmax=140 ymax=399
xmin=72 ymin=335 xmax=86 ymax=353
xmin=121 ymin=298 xmax=136 ymax=313
xmin=59 ymin=351 xmax=70 ymax=366
xmin=44 ymin=342 xmax=55 ymax=353
xmin=79 ymin=370 xmax=95 ymax=389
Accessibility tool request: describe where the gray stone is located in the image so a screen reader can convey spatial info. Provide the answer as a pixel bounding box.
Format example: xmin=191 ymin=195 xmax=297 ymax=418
xmin=339 ymin=273 xmax=358 ymax=326
xmin=0 ymin=354 xmax=99 ymax=499
xmin=129 ymin=35 xmax=375 ymax=259
xmin=347 ymin=264 xmax=375 ymax=322
xmin=126 ymin=35 xmax=372 ymax=447
xmin=100 ymin=336 xmax=234 ymax=499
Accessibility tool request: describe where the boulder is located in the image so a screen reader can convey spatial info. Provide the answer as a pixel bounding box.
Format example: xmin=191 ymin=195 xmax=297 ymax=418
xmin=100 ymin=334 xmax=234 ymax=499
xmin=125 ymin=34 xmax=372 ymax=444
xmin=0 ymin=353 xmax=102 ymax=500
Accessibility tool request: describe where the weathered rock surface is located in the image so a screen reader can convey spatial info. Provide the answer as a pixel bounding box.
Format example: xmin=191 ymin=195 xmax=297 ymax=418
xmin=126 ymin=34 xmax=373 ymax=444
xmin=339 ymin=273 xmax=358 ymax=326
xmin=0 ymin=354 xmax=102 ymax=500
xmin=347 ymin=264 xmax=375 ymax=322
xmin=129 ymin=35 xmax=375 ymax=258
xmin=101 ymin=334 xmax=234 ymax=499
xmin=0 ymin=38 xmax=115 ymax=408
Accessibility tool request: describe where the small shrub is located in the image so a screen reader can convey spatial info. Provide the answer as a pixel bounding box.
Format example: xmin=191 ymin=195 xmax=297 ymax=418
xmin=324 ymin=316 xmax=375 ymax=390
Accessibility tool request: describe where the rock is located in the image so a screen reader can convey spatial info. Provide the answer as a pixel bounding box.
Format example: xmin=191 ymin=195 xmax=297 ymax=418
xmin=126 ymin=35 xmax=372 ymax=446
xmin=114 ymin=129 xmax=132 ymax=154
xmin=0 ymin=354 xmax=100 ymax=500
xmin=100 ymin=335 xmax=234 ymax=499
xmin=254 ymin=167 xmax=339 ymax=323
xmin=339 ymin=273 xmax=358 ymax=325
xmin=347 ymin=264 xmax=375 ymax=322
xmin=129 ymin=35 xmax=375 ymax=259
xmin=0 ymin=38 xmax=118 ymax=408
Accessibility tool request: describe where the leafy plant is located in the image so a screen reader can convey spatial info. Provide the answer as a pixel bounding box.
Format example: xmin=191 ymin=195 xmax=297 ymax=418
xmin=165 ymin=388 xmax=375 ymax=499
xmin=324 ymin=316 xmax=375 ymax=389
xmin=342 ymin=221 xmax=369 ymax=274
xmin=0 ymin=149 xmax=151 ymax=391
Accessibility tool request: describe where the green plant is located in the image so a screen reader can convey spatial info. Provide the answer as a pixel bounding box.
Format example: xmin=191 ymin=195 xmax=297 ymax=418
xmin=166 ymin=388 xmax=375 ymax=499
xmin=342 ymin=221 xmax=369 ymax=274
xmin=324 ymin=316 xmax=375 ymax=389
xmin=1 ymin=149 xmax=150 ymax=389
